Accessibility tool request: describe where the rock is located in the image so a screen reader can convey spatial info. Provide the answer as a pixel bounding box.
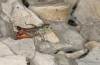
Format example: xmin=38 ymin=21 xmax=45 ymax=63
xmin=2 ymin=37 xmax=36 ymax=60
xmin=51 ymin=23 xmax=85 ymax=50
xmin=0 ymin=18 xmax=15 ymax=40
xmin=0 ymin=55 xmax=27 ymax=65
xmin=85 ymin=41 xmax=100 ymax=50
xmin=1 ymin=0 xmax=20 ymax=17
xmin=73 ymin=0 xmax=100 ymax=25
xmin=77 ymin=48 xmax=100 ymax=65
xmin=2 ymin=1 xmax=44 ymax=31
xmin=66 ymin=49 xmax=88 ymax=59
xmin=29 ymin=2 xmax=70 ymax=22
xmin=30 ymin=52 xmax=57 ymax=65
xmin=62 ymin=30 xmax=85 ymax=50
xmin=10 ymin=2 xmax=44 ymax=31
xmin=54 ymin=51 xmax=78 ymax=65
xmin=80 ymin=24 xmax=100 ymax=42
xmin=0 ymin=42 xmax=13 ymax=56
xmin=35 ymin=41 xmax=74 ymax=54
xmin=93 ymin=22 xmax=100 ymax=35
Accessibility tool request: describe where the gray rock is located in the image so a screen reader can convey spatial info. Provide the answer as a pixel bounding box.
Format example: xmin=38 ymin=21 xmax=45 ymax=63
xmin=66 ymin=49 xmax=88 ymax=59
xmin=54 ymin=51 xmax=78 ymax=65
xmin=2 ymin=37 xmax=36 ymax=60
xmin=0 ymin=18 xmax=15 ymax=40
xmin=80 ymin=24 xmax=100 ymax=42
xmin=77 ymin=48 xmax=100 ymax=65
xmin=51 ymin=23 xmax=85 ymax=50
xmin=30 ymin=52 xmax=57 ymax=65
xmin=0 ymin=42 xmax=13 ymax=56
xmin=35 ymin=41 xmax=73 ymax=54
xmin=0 ymin=55 xmax=27 ymax=65
xmin=73 ymin=0 xmax=100 ymax=25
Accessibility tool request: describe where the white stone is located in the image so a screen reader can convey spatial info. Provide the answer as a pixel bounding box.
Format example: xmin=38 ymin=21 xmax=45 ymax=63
xmin=0 ymin=55 xmax=27 ymax=65
xmin=1 ymin=0 xmax=20 ymax=17
xmin=30 ymin=52 xmax=57 ymax=65
xmin=0 ymin=42 xmax=13 ymax=56
xmin=10 ymin=2 xmax=44 ymax=31
xmin=2 ymin=37 xmax=36 ymax=59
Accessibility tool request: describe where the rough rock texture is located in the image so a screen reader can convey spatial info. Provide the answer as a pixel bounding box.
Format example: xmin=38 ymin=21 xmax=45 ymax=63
xmin=66 ymin=49 xmax=88 ymax=59
xmin=73 ymin=0 xmax=100 ymax=25
xmin=73 ymin=0 xmax=100 ymax=42
xmin=0 ymin=55 xmax=27 ymax=65
xmin=80 ymin=24 xmax=100 ymax=42
xmin=2 ymin=37 xmax=36 ymax=60
xmin=29 ymin=2 xmax=70 ymax=22
xmin=0 ymin=18 xmax=15 ymax=40
xmin=51 ymin=23 xmax=85 ymax=50
xmin=30 ymin=52 xmax=57 ymax=65
xmin=10 ymin=2 xmax=44 ymax=31
xmin=85 ymin=41 xmax=100 ymax=50
xmin=77 ymin=48 xmax=100 ymax=65
xmin=54 ymin=51 xmax=78 ymax=65
xmin=0 ymin=42 xmax=13 ymax=56
xmin=1 ymin=1 xmax=44 ymax=31
xmin=35 ymin=41 xmax=73 ymax=54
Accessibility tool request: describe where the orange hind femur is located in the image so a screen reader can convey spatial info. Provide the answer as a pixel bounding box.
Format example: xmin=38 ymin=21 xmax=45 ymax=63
xmin=16 ymin=26 xmax=32 ymax=40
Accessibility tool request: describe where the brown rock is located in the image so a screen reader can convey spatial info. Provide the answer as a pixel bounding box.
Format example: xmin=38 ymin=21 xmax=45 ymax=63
xmin=85 ymin=41 xmax=100 ymax=49
xmin=29 ymin=2 xmax=70 ymax=22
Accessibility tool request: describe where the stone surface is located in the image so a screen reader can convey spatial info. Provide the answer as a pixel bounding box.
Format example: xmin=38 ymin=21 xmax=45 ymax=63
xmin=73 ymin=0 xmax=100 ymax=25
xmin=0 ymin=18 xmax=15 ymax=40
xmin=1 ymin=1 xmax=44 ymax=31
xmin=85 ymin=41 xmax=100 ymax=50
xmin=77 ymin=48 xmax=100 ymax=65
xmin=1 ymin=0 xmax=20 ymax=17
xmin=35 ymin=41 xmax=73 ymax=54
xmin=51 ymin=23 xmax=85 ymax=50
xmin=80 ymin=24 xmax=100 ymax=42
xmin=0 ymin=42 xmax=13 ymax=56
xmin=2 ymin=37 xmax=36 ymax=60
xmin=0 ymin=55 xmax=27 ymax=65
xmin=29 ymin=2 xmax=70 ymax=22
xmin=54 ymin=52 xmax=78 ymax=65
xmin=30 ymin=52 xmax=57 ymax=65
xmin=66 ymin=49 xmax=88 ymax=59
xmin=10 ymin=2 xmax=44 ymax=31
